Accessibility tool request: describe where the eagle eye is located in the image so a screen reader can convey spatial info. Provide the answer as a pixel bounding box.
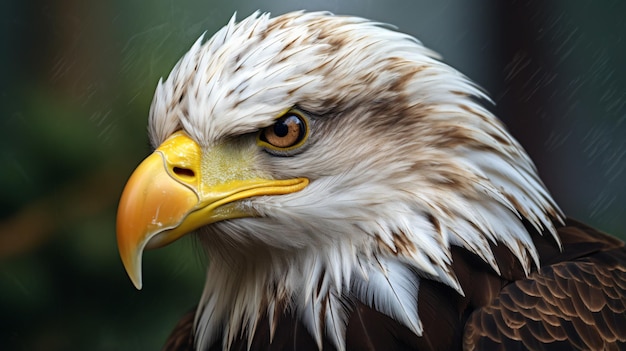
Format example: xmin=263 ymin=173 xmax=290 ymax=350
xmin=258 ymin=111 xmax=308 ymax=152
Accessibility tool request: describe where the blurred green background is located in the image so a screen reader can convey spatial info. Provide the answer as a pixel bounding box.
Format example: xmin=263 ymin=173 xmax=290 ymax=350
xmin=1 ymin=0 xmax=624 ymax=350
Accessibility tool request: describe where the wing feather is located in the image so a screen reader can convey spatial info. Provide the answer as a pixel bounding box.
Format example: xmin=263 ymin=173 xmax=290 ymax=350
xmin=463 ymin=220 xmax=626 ymax=351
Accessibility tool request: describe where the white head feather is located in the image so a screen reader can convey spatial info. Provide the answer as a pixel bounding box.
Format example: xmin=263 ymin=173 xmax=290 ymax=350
xmin=148 ymin=11 xmax=562 ymax=350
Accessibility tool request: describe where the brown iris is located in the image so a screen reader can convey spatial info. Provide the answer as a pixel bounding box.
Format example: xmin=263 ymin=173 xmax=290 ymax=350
xmin=260 ymin=113 xmax=307 ymax=150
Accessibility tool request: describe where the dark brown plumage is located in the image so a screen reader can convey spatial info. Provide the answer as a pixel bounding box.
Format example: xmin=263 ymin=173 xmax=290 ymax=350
xmin=162 ymin=219 xmax=626 ymax=351
xmin=464 ymin=220 xmax=626 ymax=351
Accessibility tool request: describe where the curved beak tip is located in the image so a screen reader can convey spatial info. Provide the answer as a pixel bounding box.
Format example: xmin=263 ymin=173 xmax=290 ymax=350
xmin=119 ymin=250 xmax=144 ymax=290
xmin=132 ymin=278 xmax=143 ymax=290
xmin=127 ymin=263 xmax=143 ymax=290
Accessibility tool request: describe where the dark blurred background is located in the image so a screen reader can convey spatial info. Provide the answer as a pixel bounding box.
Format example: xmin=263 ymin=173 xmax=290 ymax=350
xmin=1 ymin=0 xmax=624 ymax=350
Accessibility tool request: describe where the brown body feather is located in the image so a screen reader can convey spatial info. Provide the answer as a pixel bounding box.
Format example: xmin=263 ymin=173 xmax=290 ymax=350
xmin=163 ymin=218 xmax=626 ymax=351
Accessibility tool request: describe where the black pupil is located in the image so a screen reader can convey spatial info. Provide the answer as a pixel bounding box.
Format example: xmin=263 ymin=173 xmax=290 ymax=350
xmin=273 ymin=118 xmax=290 ymax=137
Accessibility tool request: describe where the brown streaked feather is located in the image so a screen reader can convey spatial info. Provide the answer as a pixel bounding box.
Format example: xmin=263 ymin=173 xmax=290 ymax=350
xmin=164 ymin=219 xmax=626 ymax=350
xmin=463 ymin=219 xmax=626 ymax=351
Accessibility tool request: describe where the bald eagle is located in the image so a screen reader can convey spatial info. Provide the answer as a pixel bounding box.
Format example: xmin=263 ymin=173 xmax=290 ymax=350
xmin=116 ymin=11 xmax=626 ymax=351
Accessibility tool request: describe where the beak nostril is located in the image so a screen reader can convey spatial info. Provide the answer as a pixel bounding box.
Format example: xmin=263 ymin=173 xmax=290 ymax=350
xmin=173 ymin=167 xmax=195 ymax=178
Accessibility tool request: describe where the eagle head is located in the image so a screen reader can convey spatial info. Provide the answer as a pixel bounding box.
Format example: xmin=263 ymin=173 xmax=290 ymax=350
xmin=116 ymin=11 xmax=561 ymax=350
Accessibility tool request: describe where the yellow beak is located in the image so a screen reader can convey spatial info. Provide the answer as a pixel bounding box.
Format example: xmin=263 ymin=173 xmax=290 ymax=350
xmin=116 ymin=131 xmax=308 ymax=289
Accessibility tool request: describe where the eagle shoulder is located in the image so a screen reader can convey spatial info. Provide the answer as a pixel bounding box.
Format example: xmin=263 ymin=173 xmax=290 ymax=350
xmin=463 ymin=219 xmax=626 ymax=351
